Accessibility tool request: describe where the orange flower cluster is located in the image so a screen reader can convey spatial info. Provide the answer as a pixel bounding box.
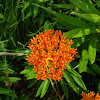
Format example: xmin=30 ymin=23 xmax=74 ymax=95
xmin=26 ymin=29 xmax=77 ymax=81
xmin=81 ymin=91 xmax=100 ymax=100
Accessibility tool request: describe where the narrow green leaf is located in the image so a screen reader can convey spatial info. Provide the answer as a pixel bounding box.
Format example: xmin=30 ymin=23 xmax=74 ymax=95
xmin=36 ymin=81 xmax=45 ymax=97
xmin=66 ymin=63 xmax=82 ymax=78
xmin=2 ymin=68 xmax=14 ymax=74
xmin=60 ymin=78 xmax=69 ymax=99
xmin=88 ymin=37 xmax=98 ymax=64
xmin=21 ymin=0 xmax=32 ymax=13
xmin=25 ymin=70 xmax=36 ymax=78
xmin=89 ymin=63 xmax=100 ymax=75
xmin=98 ymin=83 xmax=100 ymax=93
xmin=20 ymin=65 xmax=33 ymax=74
xmin=32 ymin=3 xmax=88 ymax=28
xmin=55 ymin=13 xmax=88 ymax=28
xmin=40 ymin=78 xmax=50 ymax=98
xmin=86 ymin=67 xmax=96 ymax=75
xmin=72 ymin=12 xmax=100 ymax=24
xmin=79 ymin=49 xmax=88 ymax=73
xmin=34 ymin=6 xmax=39 ymax=18
xmin=0 ymin=88 xmax=13 ymax=94
xmin=53 ymin=4 xmax=74 ymax=9
xmin=63 ymin=70 xmax=79 ymax=94
xmin=62 ymin=27 xmax=97 ymax=39
xmin=0 ymin=88 xmax=17 ymax=97
xmin=69 ymin=0 xmax=100 ymax=14
xmin=27 ymin=79 xmax=37 ymax=89
xmin=44 ymin=21 xmax=53 ymax=30
xmin=0 ymin=13 xmax=4 ymax=19
xmin=71 ymin=37 xmax=85 ymax=48
xmin=0 ymin=77 xmax=21 ymax=82
xmin=71 ymin=74 xmax=87 ymax=91
xmin=26 ymin=72 xmax=36 ymax=80
xmin=25 ymin=11 xmax=32 ymax=19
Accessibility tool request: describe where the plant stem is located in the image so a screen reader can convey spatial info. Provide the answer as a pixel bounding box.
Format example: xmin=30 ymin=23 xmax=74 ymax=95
xmin=0 ymin=52 xmax=26 ymax=56
xmin=50 ymin=79 xmax=62 ymax=100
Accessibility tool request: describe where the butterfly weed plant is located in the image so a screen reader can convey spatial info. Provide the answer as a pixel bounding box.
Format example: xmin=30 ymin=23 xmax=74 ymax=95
xmin=0 ymin=0 xmax=100 ymax=100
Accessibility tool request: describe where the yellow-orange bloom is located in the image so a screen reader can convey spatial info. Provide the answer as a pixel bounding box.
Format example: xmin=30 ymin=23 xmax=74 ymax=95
xmin=26 ymin=29 xmax=78 ymax=81
xmin=81 ymin=91 xmax=100 ymax=100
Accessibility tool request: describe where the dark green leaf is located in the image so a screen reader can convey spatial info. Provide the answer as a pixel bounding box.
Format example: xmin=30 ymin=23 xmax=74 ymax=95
xmin=0 ymin=88 xmax=17 ymax=97
xmin=63 ymin=70 xmax=79 ymax=94
xmin=27 ymin=79 xmax=37 ymax=89
xmin=89 ymin=63 xmax=100 ymax=75
xmin=53 ymin=4 xmax=74 ymax=9
xmin=71 ymin=74 xmax=87 ymax=90
xmin=86 ymin=67 xmax=96 ymax=75
xmin=69 ymin=0 xmax=100 ymax=14
xmin=66 ymin=63 xmax=82 ymax=78
xmin=0 ymin=77 xmax=21 ymax=82
xmin=71 ymin=37 xmax=85 ymax=48
xmin=44 ymin=21 xmax=53 ymax=30
xmin=60 ymin=78 xmax=69 ymax=99
xmin=34 ymin=6 xmax=39 ymax=18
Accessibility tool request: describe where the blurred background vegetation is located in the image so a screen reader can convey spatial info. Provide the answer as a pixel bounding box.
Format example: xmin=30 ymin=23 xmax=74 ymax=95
xmin=0 ymin=0 xmax=100 ymax=100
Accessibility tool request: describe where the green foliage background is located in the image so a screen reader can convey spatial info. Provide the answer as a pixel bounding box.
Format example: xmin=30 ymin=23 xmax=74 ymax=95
xmin=0 ymin=0 xmax=100 ymax=100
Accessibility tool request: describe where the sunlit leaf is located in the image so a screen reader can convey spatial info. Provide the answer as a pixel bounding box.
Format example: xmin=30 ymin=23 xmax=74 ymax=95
xmin=36 ymin=81 xmax=45 ymax=97
xmin=72 ymin=12 xmax=100 ymax=24
xmin=88 ymin=37 xmax=98 ymax=64
xmin=79 ymin=49 xmax=88 ymax=73
xmin=69 ymin=0 xmax=100 ymax=14
xmin=40 ymin=78 xmax=50 ymax=98
xmin=62 ymin=27 xmax=98 ymax=39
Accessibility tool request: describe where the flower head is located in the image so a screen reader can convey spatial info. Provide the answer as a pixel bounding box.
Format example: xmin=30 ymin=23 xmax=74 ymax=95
xmin=81 ymin=91 xmax=100 ymax=100
xmin=26 ymin=29 xmax=78 ymax=81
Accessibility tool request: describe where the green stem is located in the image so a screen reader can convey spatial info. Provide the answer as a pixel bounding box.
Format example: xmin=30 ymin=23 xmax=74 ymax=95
xmin=50 ymin=79 xmax=62 ymax=100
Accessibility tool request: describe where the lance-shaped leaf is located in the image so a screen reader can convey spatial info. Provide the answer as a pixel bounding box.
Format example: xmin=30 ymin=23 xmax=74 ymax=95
xmin=0 ymin=77 xmax=21 ymax=83
xmin=36 ymin=81 xmax=45 ymax=97
xmin=62 ymin=27 xmax=98 ymax=39
xmin=71 ymin=74 xmax=87 ymax=91
xmin=32 ymin=3 xmax=88 ymax=28
xmin=44 ymin=21 xmax=53 ymax=30
xmin=20 ymin=65 xmax=33 ymax=74
xmin=71 ymin=37 xmax=85 ymax=48
xmin=89 ymin=63 xmax=100 ymax=75
xmin=53 ymin=4 xmax=74 ymax=9
xmin=60 ymin=78 xmax=69 ymax=99
xmin=69 ymin=0 xmax=100 ymax=14
xmin=27 ymin=79 xmax=37 ymax=89
xmin=72 ymin=12 xmax=100 ymax=24
xmin=63 ymin=70 xmax=79 ymax=94
xmin=88 ymin=37 xmax=98 ymax=64
xmin=0 ymin=88 xmax=17 ymax=97
xmin=65 ymin=63 xmax=82 ymax=78
xmin=40 ymin=78 xmax=50 ymax=98
xmin=25 ymin=70 xmax=36 ymax=80
xmin=79 ymin=49 xmax=88 ymax=73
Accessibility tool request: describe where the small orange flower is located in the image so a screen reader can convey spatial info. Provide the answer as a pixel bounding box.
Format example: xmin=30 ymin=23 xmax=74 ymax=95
xmin=81 ymin=91 xmax=100 ymax=100
xmin=26 ymin=29 xmax=78 ymax=81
